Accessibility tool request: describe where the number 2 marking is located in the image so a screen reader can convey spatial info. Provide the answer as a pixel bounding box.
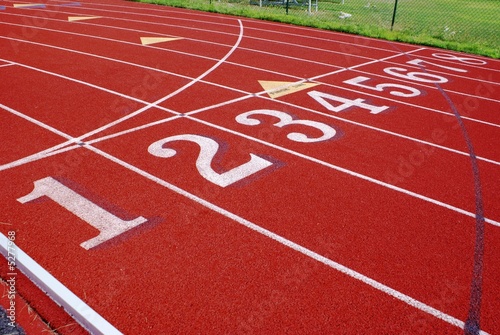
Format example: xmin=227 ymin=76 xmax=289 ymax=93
xmin=236 ymin=109 xmax=337 ymax=143
xmin=148 ymin=134 xmax=274 ymax=187
xmin=18 ymin=177 xmax=147 ymax=250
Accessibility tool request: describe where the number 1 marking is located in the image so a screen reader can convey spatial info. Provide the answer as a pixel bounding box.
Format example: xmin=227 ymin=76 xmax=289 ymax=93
xmin=18 ymin=177 xmax=147 ymax=250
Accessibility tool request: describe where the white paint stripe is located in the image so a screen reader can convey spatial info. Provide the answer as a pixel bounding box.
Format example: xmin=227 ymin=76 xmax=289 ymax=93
xmin=0 ymin=58 xmax=178 ymax=114
xmin=85 ymin=145 xmax=491 ymax=335
xmin=0 ymin=103 xmax=75 ymax=141
xmin=0 ymin=233 xmax=123 ymax=335
xmin=189 ymin=116 xmax=500 ymax=227
xmin=0 ymin=103 xmax=78 ymax=171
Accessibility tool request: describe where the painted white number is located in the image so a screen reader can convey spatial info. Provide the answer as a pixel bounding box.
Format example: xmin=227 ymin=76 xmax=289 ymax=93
xmin=17 ymin=177 xmax=147 ymax=250
xmin=236 ymin=109 xmax=337 ymax=143
xmin=343 ymin=76 xmax=421 ymax=97
xmin=148 ymin=134 xmax=273 ymax=187
xmin=383 ymin=67 xmax=448 ymax=83
xmin=432 ymin=53 xmax=487 ymax=65
xmin=308 ymin=90 xmax=390 ymax=115
xmin=406 ymin=58 xmax=467 ymax=73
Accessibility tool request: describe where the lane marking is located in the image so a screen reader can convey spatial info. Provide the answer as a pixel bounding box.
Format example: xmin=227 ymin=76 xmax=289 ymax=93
xmin=258 ymin=80 xmax=320 ymax=99
xmin=57 ymin=2 xmax=81 ymax=6
xmin=0 ymin=57 xmax=178 ymax=115
xmin=13 ymin=3 xmax=46 ymax=8
xmin=140 ymin=37 xmax=182 ymax=45
xmin=68 ymin=16 xmax=102 ymax=22
xmin=0 ymin=233 xmax=123 ymax=335
xmin=86 ymin=144 xmax=490 ymax=335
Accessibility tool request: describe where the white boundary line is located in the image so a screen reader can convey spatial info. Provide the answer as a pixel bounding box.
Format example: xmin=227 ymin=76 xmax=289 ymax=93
xmin=0 ymin=233 xmax=123 ymax=335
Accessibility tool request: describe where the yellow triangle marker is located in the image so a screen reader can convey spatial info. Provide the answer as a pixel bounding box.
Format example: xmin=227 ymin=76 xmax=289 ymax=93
xmin=258 ymin=80 xmax=319 ymax=99
xmin=140 ymin=37 xmax=182 ymax=45
xmin=68 ymin=16 xmax=101 ymax=22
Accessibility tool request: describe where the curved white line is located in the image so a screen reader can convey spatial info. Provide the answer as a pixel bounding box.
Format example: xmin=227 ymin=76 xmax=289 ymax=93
xmin=74 ymin=19 xmax=244 ymax=142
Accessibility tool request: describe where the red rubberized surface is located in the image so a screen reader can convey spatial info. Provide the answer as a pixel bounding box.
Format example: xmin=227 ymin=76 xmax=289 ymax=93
xmin=0 ymin=0 xmax=499 ymax=334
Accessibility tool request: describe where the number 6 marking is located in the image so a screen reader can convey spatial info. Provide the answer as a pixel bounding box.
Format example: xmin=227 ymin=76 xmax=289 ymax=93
xmin=148 ymin=134 xmax=274 ymax=187
xmin=18 ymin=177 xmax=147 ymax=250
xmin=236 ymin=109 xmax=337 ymax=143
xmin=383 ymin=67 xmax=448 ymax=83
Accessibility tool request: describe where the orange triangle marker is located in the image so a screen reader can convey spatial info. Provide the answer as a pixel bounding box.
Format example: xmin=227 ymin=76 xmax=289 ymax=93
xmin=140 ymin=37 xmax=182 ymax=45
xmin=258 ymin=80 xmax=319 ymax=99
xmin=68 ymin=16 xmax=101 ymax=22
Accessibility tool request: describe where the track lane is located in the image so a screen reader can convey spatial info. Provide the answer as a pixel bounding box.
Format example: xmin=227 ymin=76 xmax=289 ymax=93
xmin=1 ymin=1 xmax=498 ymax=334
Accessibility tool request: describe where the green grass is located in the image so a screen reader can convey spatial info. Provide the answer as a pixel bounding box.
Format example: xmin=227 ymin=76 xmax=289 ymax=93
xmin=135 ymin=0 xmax=499 ymax=58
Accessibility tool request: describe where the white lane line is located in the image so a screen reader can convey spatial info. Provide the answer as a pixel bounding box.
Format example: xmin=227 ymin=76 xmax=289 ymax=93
xmin=0 ymin=103 xmax=78 ymax=171
xmin=0 ymin=233 xmax=123 ymax=335
xmin=0 ymin=103 xmax=75 ymax=141
xmin=0 ymin=58 xmax=178 ymax=115
xmin=85 ymin=144 xmax=490 ymax=335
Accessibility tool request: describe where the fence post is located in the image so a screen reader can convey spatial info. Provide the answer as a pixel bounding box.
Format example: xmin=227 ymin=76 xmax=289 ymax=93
xmin=286 ymin=0 xmax=289 ymax=14
xmin=391 ymin=0 xmax=399 ymax=31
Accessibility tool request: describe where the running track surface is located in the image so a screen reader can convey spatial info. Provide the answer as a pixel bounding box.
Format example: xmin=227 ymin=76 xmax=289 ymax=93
xmin=0 ymin=0 xmax=499 ymax=334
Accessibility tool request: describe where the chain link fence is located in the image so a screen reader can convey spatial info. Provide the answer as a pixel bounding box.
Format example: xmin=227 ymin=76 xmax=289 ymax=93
xmin=161 ymin=0 xmax=499 ymax=57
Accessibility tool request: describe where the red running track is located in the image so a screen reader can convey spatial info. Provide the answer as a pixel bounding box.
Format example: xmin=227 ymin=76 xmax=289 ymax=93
xmin=0 ymin=0 xmax=499 ymax=334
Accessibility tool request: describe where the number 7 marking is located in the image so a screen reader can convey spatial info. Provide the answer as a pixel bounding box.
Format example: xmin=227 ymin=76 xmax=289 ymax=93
xmin=18 ymin=177 xmax=147 ymax=250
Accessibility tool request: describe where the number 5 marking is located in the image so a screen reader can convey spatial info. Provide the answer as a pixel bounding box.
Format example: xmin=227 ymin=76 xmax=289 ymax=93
xmin=343 ymin=76 xmax=421 ymax=97
xmin=236 ymin=109 xmax=337 ymax=143
xmin=148 ymin=134 xmax=274 ymax=187
xmin=18 ymin=177 xmax=147 ymax=250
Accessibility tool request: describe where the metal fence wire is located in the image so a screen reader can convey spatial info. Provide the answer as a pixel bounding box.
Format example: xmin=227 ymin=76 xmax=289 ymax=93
xmin=203 ymin=0 xmax=499 ymax=55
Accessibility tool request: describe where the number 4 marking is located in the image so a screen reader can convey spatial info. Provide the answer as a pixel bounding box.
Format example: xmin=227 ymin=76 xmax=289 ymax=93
xmin=18 ymin=177 xmax=147 ymax=250
xmin=308 ymin=90 xmax=390 ymax=115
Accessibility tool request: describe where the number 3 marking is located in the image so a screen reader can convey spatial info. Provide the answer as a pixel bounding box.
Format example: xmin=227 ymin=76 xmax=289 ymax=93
xmin=236 ymin=109 xmax=337 ymax=143
xmin=148 ymin=134 xmax=273 ymax=187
